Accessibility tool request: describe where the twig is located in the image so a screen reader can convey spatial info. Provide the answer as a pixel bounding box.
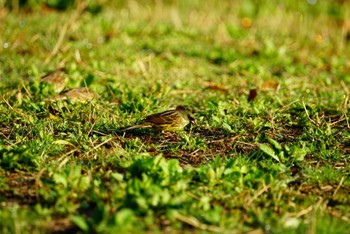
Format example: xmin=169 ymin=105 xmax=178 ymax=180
xmin=174 ymin=213 xmax=224 ymax=233
xmin=85 ymin=137 xmax=115 ymax=155
xmin=44 ymin=1 xmax=86 ymax=64
xmin=302 ymin=98 xmax=317 ymax=125
xmin=56 ymin=148 xmax=79 ymax=170
xmin=87 ymin=120 xmax=97 ymax=136
xmin=35 ymin=168 xmax=46 ymax=193
xmin=295 ymin=205 xmax=313 ymax=218
xmin=245 ymin=184 xmax=271 ymax=206
xmin=20 ymin=81 xmax=33 ymax=100
xmin=235 ymin=140 xmax=256 ymax=147
xmin=58 ymin=155 xmax=72 ymax=170
xmin=295 ymin=197 xmax=324 ymax=219
xmin=279 ymin=99 xmax=300 ymax=110
xmin=44 ymin=21 xmax=69 ymax=64
xmin=333 ymin=176 xmax=344 ymax=197
xmin=340 ymin=81 xmax=349 ymax=95
xmin=2 ymin=96 xmax=26 ymax=117
xmin=341 ymin=94 xmax=350 ymax=129
xmin=338 ymin=82 xmax=349 ymax=128
xmin=185 ymin=191 xmax=200 ymax=200
xmin=329 ymin=116 xmax=346 ymax=127
xmin=189 ymin=149 xmax=200 ymax=156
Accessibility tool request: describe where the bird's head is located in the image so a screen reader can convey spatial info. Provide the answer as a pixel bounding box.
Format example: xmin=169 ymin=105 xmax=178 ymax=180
xmin=176 ymin=106 xmax=196 ymax=125
xmin=188 ymin=114 xmax=196 ymax=125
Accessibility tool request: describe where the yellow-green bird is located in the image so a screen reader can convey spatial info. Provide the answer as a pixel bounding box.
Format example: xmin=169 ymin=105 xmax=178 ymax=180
xmin=123 ymin=106 xmax=195 ymax=132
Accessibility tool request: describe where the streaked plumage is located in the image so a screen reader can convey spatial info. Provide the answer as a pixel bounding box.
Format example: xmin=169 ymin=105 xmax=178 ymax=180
xmin=49 ymin=87 xmax=96 ymax=103
xmin=123 ymin=106 xmax=195 ymax=132
xmin=40 ymin=68 xmax=66 ymax=93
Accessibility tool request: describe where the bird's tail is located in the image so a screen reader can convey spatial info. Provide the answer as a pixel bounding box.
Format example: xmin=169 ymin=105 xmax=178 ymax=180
xmin=122 ymin=123 xmax=151 ymax=131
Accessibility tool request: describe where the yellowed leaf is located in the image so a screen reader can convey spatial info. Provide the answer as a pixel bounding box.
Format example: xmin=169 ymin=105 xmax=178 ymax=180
xmin=52 ymin=140 xmax=75 ymax=147
xmin=49 ymin=113 xmax=60 ymax=120
xmin=205 ymin=84 xmax=228 ymax=94
xmin=259 ymin=80 xmax=280 ymax=91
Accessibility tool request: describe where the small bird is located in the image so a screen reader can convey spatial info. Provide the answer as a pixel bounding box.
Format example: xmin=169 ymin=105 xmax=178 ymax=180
xmin=49 ymin=87 xmax=96 ymax=103
xmin=123 ymin=106 xmax=195 ymax=132
xmin=40 ymin=68 xmax=67 ymax=93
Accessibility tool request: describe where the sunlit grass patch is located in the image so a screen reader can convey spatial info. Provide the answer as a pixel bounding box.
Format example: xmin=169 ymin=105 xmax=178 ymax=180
xmin=1 ymin=0 xmax=350 ymax=233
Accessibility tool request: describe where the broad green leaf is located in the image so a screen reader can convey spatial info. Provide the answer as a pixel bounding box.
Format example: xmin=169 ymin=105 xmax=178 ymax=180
xmin=53 ymin=173 xmax=67 ymax=187
xmin=222 ymin=122 xmax=233 ymax=132
xmin=268 ymin=138 xmax=282 ymax=150
xmin=115 ymin=209 xmax=134 ymax=225
xmin=70 ymin=215 xmax=89 ymax=231
xmin=291 ymin=146 xmax=308 ymax=161
xmin=260 ymin=144 xmax=280 ymax=162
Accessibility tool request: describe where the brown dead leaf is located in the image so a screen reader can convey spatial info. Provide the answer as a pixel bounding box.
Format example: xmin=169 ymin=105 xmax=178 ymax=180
xmin=248 ymin=89 xmax=257 ymax=102
xmin=205 ymin=85 xmax=228 ymax=94
xmin=259 ymin=80 xmax=280 ymax=91
xmin=321 ymin=185 xmax=333 ymax=192
xmin=40 ymin=3 xmax=56 ymax=13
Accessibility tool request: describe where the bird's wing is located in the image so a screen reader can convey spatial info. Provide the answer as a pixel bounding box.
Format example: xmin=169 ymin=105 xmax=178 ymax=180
xmin=145 ymin=110 xmax=178 ymax=124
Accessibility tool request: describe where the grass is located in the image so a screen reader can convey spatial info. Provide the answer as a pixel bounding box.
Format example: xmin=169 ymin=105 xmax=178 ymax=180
xmin=1 ymin=0 xmax=350 ymax=233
